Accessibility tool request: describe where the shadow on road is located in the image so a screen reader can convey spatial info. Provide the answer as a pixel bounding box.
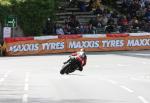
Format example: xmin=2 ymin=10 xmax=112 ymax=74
xmin=68 ymin=73 xmax=86 ymax=76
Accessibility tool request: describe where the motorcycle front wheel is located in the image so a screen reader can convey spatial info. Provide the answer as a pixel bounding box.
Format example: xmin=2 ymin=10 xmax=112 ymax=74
xmin=60 ymin=62 xmax=70 ymax=75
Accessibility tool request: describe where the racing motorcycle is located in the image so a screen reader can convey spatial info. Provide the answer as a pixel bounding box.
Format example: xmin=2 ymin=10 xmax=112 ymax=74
xmin=60 ymin=56 xmax=81 ymax=75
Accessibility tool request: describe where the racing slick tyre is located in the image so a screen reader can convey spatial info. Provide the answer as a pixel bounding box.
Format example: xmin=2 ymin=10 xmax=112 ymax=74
xmin=60 ymin=62 xmax=70 ymax=75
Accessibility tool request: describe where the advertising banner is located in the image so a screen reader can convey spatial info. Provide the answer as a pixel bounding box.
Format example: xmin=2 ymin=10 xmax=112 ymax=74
xmin=4 ymin=37 xmax=34 ymax=43
xmin=66 ymin=36 xmax=150 ymax=52
xmin=58 ymin=34 xmax=82 ymax=39
xmin=5 ymin=35 xmax=150 ymax=56
xmin=106 ymin=33 xmax=129 ymax=37
xmin=34 ymin=35 xmax=58 ymax=40
xmin=5 ymin=39 xmax=66 ymax=56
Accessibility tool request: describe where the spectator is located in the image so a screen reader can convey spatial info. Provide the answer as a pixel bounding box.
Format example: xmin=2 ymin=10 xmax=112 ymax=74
xmin=118 ymin=16 xmax=128 ymax=25
xmin=130 ymin=17 xmax=140 ymax=29
xmin=65 ymin=15 xmax=80 ymax=34
xmin=87 ymin=0 xmax=94 ymax=11
xmin=78 ymin=24 xmax=85 ymax=34
xmin=145 ymin=0 xmax=150 ymax=7
xmin=83 ymin=24 xmax=90 ymax=33
xmin=93 ymin=0 xmax=101 ymax=10
xmin=88 ymin=24 xmax=97 ymax=34
xmin=55 ymin=24 xmax=65 ymax=35
xmin=139 ymin=19 xmax=146 ymax=31
xmin=89 ymin=17 xmax=98 ymax=27
xmin=143 ymin=21 xmax=150 ymax=32
xmin=93 ymin=6 xmax=103 ymax=15
xmin=88 ymin=0 xmax=101 ymax=11
xmin=95 ymin=14 xmax=102 ymax=28
xmin=118 ymin=16 xmax=128 ymax=32
xmin=101 ymin=14 xmax=108 ymax=27
xmin=105 ymin=16 xmax=115 ymax=34
xmin=67 ymin=15 xmax=80 ymax=28
xmin=43 ymin=18 xmax=54 ymax=35
xmin=144 ymin=6 xmax=150 ymax=21
xmin=128 ymin=0 xmax=141 ymax=17
xmin=78 ymin=24 xmax=96 ymax=34
xmin=78 ymin=1 xmax=87 ymax=12
xmin=140 ymin=0 xmax=146 ymax=8
xmin=105 ymin=25 xmax=115 ymax=33
xmin=64 ymin=24 xmax=71 ymax=34
xmin=107 ymin=16 xmax=115 ymax=25
xmin=68 ymin=0 xmax=78 ymax=7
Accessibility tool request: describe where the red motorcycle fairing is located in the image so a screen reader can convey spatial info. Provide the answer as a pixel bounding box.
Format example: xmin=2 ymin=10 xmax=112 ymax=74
xmin=76 ymin=56 xmax=83 ymax=65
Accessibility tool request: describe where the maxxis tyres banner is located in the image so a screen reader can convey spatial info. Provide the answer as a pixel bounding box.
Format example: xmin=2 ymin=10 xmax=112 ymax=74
xmin=5 ymin=36 xmax=150 ymax=56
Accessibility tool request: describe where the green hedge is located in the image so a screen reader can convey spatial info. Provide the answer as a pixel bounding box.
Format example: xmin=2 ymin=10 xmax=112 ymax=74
xmin=0 ymin=0 xmax=57 ymax=36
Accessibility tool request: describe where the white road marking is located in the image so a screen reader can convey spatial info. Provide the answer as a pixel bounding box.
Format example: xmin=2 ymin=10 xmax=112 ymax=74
xmin=25 ymin=72 xmax=29 ymax=82
xmin=24 ymin=72 xmax=30 ymax=91
xmin=120 ymin=85 xmax=134 ymax=93
xmin=0 ymin=78 xmax=4 ymax=82
xmin=7 ymin=70 xmax=11 ymax=74
xmin=108 ymin=80 xmax=118 ymax=84
xmin=146 ymin=75 xmax=150 ymax=79
xmin=22 ymin=94 xmax=28 ymax=103
xmin=0 ymin=71 xmax=11 ymax=84
xmin=24 ymin=84 xmax=29 ymax=91
xmin=26 ymin=72 xmax=30 ymax=78
xmin=117 ymin=64 xmax=124 ymax=66
xmin=117 ymin=64 xmax=128 ymax=67
xmin=95 ymin=65 xmax=100 ymax=68
xmin=22 ymin=72 xmax=30 ymax=103
xmin=131 ymin=77 xmax=138 ymax=81
xmin=142 ymin=62 xmax=147 ymax=64
xmin=138 ymin=96 xmax=149 ymax=103
xmin=131 ymin=77 xmax=150 ymax=82
xmin=25 ymin=76 xmax=29 ymax=83
xmin=4 ymin=71 xmax=11 ymax=78
xmin=4 ymin=74 xmax=8 ymax=78
xmin=25 ymin=78 xmax=29 ymax=83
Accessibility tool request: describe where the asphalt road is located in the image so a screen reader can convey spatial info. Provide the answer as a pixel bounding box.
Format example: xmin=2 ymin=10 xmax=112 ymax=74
xmin=0 ymin=50 xmax=150 ymax=103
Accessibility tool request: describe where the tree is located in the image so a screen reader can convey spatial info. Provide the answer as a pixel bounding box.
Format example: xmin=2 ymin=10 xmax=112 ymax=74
xmin=0 ymin=0 xmax=57 ymax=36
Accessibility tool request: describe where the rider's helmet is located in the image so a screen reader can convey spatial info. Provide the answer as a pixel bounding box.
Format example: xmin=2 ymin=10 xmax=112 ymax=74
xmin=78 ymin=48 xmax=86 ymax=58
xmin=80 ymin=48 xmax=85 ymax=52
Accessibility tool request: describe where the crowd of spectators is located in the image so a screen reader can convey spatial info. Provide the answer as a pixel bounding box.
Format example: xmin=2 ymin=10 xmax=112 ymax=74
xmin=43 ymin=0 xmax=150 ymax=35
xmin=115 ymin=0 xmax=150 ymax=32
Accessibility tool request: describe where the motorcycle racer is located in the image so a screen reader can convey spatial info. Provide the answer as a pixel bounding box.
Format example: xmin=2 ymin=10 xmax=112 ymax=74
xmin=64 ymin=48 xmax=87 ymax=71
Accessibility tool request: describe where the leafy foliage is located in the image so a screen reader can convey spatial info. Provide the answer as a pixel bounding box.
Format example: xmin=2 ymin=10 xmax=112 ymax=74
xmin=0 ymin=0 xmax=57 ymax=36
